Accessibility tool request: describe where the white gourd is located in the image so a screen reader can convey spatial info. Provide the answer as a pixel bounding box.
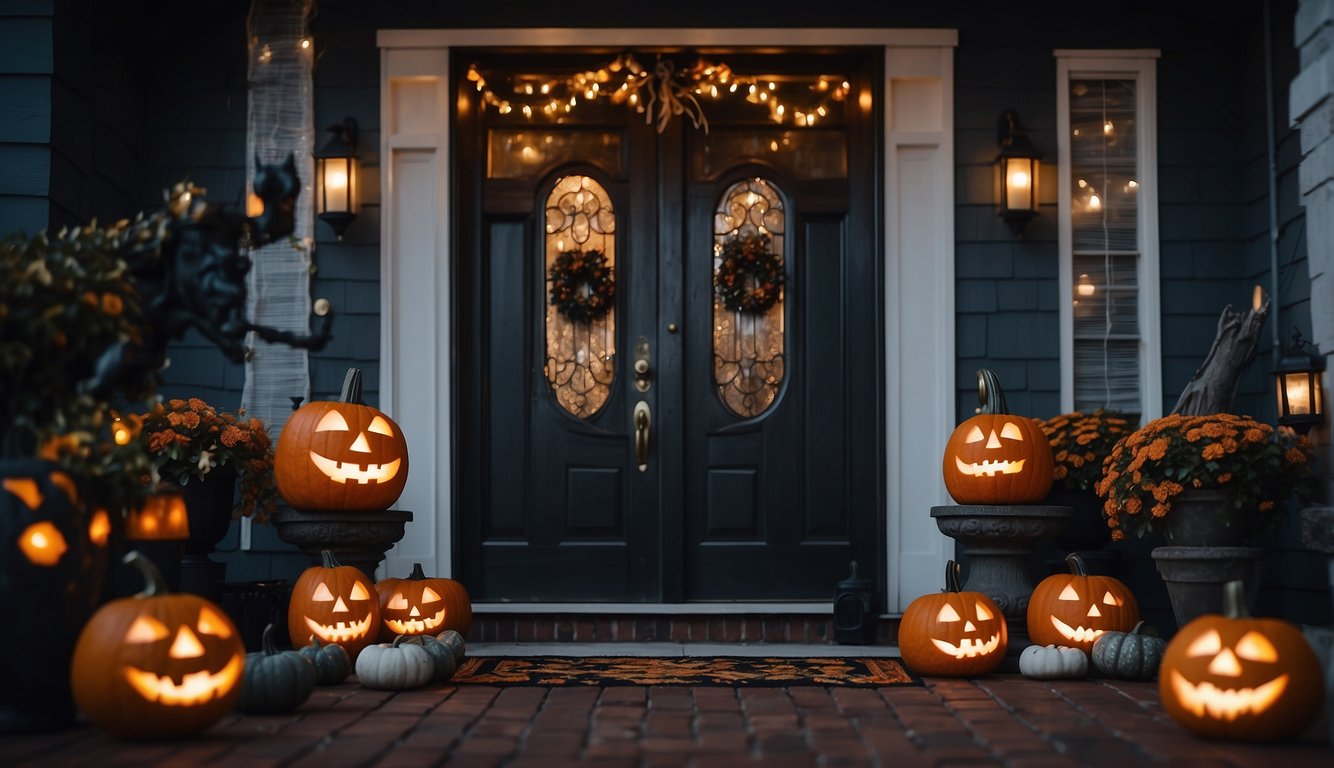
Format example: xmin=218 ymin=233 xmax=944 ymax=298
xmin=355 ymin=636 xmax=435 ymax=690
xmin=1019 ymin=644 xmax=1088 ymax=679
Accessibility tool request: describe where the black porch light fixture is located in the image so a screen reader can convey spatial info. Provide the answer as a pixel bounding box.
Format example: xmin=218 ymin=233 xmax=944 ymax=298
xmin=1273 ymin=329 xmax=1325 ymax=434
xmin=996 ymin=109 xmax=1042 ymax=237
xmin=315 ymin=117 xmax=359 ymax=240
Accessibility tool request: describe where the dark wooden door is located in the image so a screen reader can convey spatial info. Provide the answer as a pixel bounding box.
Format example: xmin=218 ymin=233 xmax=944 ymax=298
xmin=456 ymin=50 xmax=883 ymax=602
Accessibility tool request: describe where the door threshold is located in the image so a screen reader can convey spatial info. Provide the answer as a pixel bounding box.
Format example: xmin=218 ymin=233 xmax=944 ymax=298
xmin=473 ymin=602 xmax=834 ymax=615
xmin=469 ymin=641 xmax=901 ymax=658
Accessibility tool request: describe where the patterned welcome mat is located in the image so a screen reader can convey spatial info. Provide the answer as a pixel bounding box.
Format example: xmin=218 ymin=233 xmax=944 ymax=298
xmin=451 ymin=656 xmax=920 ymax=687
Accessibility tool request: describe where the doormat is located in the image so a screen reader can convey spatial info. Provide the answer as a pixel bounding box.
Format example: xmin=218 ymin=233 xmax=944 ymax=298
xmin=451 ymin=656 xmax=921 ymax=687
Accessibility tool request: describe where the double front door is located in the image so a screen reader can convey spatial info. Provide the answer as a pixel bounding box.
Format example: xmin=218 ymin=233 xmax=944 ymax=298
xmin=455 ymin=49 xmax=883 ymax=602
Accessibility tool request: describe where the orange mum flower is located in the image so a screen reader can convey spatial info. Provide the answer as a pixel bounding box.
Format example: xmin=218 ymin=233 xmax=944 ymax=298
xmin=1201 ymin=443 xmax=1224 ymax=461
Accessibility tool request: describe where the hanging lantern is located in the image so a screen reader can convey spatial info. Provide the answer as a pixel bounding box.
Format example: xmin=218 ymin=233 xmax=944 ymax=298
xmin=1273 ymin=330 xmax=1325 ymax=434
xmin=315 ymin=117 xmax=359 ymax=240
xmin=996 ymin=109 xmax=1042 ymax=237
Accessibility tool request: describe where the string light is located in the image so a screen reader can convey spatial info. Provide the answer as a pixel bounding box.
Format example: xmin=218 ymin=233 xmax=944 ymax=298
xmin=465 ymin=54 xmax=851 ymax=133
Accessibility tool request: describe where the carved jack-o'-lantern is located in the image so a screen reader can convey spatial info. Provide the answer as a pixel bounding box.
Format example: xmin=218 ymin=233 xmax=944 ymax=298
xmin=375 ymin=562 xmax=473 ymax=640
xmin=900 ymin=561 xmax=1008 ymax=677
xmin=125 ymin=492 xmax=190 ymax=541
xmin=1159 ymin=581 xmax=1322 ymax=741
xmin=2 ymin=460 xmax=111 ymax=730
xmin=1027 ymin=553 xmax=1139 ymax=654
xmin=275 ymin=368 xmax=409 ymax=512
xmin=71 ymin=551 xmax=244 ymax=739
xmin=288 ymin=549 xmax=381 ymax=661
xmin=942 ymin=369 xmax=1054 ymax=504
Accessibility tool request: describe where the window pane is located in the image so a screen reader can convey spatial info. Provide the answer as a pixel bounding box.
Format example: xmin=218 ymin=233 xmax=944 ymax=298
xmin=713 ymin=178 xmax=787 ymax=418
xmin=695 ymin=129 xmax=847 ymax=179
xmin=1072 ymin=253 xmax=1139 ymax=337
xmin=1070 ymin=79 xmax=1138 ymax=252
xmin=1074 ymin=339 xmax=1141 ymax=413
xmin=489 ymin=129 xmax=622 ymax=179
xmin=544 ymin=175 xmax=616 ymax=418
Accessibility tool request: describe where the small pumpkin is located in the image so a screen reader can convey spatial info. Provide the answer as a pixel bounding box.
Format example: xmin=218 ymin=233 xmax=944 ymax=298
xmin=1091 ymin=621 xmax=1166 ymax=680
xmin=71 ymin=551 xmax=244 ymax=739
xmin=1159 ymin=580 xmax=1323 ymax=741
xmin=401 ymin=635 xmax=458 ymax=683
xmin=437 ymin=629 xmax=467 ymax=663
xmin=275 ymin=368 xmax=409 ymax=512
xmin=899 ymin=561 xmax=1007 ymax=677
xmin=1019 ymin=644 xmax=1089 ymax=680
xmin=375 ymin=562 xmax=473 ymax=640
xmin=942 ymin=369 xmax=1054 ymax=505
xmin=237 ymin=623 xmax=317 ymax=714
xmin=1027 ymin=553 xmax=1139 ymax=654
xmin=355 ymin=635 xmax=435 ymax=690
xmin=298 ymin=635 xmax=352 ymax=685
xmin=287 ymin=549 xmax=381 ymax=662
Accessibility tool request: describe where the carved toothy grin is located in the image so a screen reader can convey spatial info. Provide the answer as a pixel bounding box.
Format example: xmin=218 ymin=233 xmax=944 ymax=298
xmin=385 ymin=609 xmax=446 ymax=635
xmin=123 ymin=653 xmax=243 ymax=706
xmin=305 ymin=613 xmax=374 ymax=643
xmin=309 ymin=452 xmax=401 ymax=485
xmin=1050 ymin=616 xmax=1104 ymax=644
xmin=930 ymin=634 xmax=1001 ymax=659
xmin=1169 ymin=671 xmax=1288 ymax=720
xmin=954 ymin=457 xmax=1026 ymax=477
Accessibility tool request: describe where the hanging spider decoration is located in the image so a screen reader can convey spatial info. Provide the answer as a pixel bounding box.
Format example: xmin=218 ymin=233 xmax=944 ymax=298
xmin=714 ymin=233 xmax=784 ymax=314
xmin=548 ymin=249 xmax=615 ymax=323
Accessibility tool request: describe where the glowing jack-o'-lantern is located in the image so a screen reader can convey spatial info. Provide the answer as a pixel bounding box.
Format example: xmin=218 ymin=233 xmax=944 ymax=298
xmin=1159 ymin=581 xmax=1322 ymax=741
xmin=375 ymin=562 xmax=474 ymax=640
xmin=899 ymin=561 xmax=1008 ymax=676
xmin=71 ymin=551 xmax=244 ymax=739
xmin=288 ymin=549 xmax=381 ymax=661
xmin=275 ymin=367 xmax=410 ymax=511
xmin=942 ymin=369 xmax=1054 ymax=504
xmin=1027 ymin=553 xmax=1139 ymax=654
xmin=126 ymin=492 xmax=190 ymax=541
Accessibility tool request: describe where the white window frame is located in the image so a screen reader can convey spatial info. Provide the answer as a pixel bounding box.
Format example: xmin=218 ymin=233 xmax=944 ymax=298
xmin=1055 ymin=49 xmax=1162 ymax=419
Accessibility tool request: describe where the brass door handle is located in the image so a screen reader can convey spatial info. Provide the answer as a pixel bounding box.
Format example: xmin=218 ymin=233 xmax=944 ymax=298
xmin=634 ymin=401 xmax=651 ymax=472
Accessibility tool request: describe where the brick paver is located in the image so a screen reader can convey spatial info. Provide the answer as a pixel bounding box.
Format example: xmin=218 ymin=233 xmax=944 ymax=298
xmin=2 ymin=674 xmax=1328 ymax=766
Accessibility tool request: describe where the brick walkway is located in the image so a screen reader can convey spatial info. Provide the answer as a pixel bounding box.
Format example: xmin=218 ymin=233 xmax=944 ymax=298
xmin=2 ymin=674 xmax=1328 ymax=766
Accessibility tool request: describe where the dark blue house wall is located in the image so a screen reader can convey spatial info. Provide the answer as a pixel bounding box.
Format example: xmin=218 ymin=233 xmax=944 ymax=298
xmin=0 ymin=0 xmax=53 ymax=236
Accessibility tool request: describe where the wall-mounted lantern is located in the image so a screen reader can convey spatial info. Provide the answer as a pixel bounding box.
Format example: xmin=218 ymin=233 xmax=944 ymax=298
xmin=315 ymin=117 xmax=359 ymax=240
xmin=996 ymin=109 xmax=1042 ymax=237
xmin=1273 ymin=329 xmax=1325 ymax=434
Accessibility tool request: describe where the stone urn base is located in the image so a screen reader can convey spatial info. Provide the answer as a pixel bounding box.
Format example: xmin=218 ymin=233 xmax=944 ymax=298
xmin=931 ymin=505 xmax=1071 ymax=671
xmin=1150 ymin=546 xmax=1263 ymax=627
xmin=271 ymin=509 xmax=413 ymax=579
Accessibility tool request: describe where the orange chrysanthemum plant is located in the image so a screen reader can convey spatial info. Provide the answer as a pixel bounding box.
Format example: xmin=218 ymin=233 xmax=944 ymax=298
xmin=139 ymin=398 xmax=278 ymax=522
xmin=1095 ymin=413 xmax=1315 ymax=541
xmin=1037 ymin=409 xmax=1134 ymax=492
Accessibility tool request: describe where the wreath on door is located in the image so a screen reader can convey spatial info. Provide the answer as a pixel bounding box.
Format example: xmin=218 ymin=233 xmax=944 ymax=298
xmin=549 ymin=248 xmax=616 ymax=323
xmin=714 ymin=232 xmax=785 ymax=314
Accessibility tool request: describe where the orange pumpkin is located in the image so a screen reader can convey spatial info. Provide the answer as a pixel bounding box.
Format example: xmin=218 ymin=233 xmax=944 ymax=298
xmin=275 ymin=368 xmax=409 ymax=512
xmin=942 ymin=369 xmax=1054 ymax=504
xmin=375 ymin=562 xmax=473 ymax=640
xmin=1027 ymin=552 xmax=1139 ymax=654
xmin=1159 ymin=581 xmax=1323 ymax=741
xmin=900 ymin=561 xmax=1007 ymax=677
xmin=71 ymin=551 xmax=244 ymax=739
xmin=287 ymin=550 xmax=381 ymax=661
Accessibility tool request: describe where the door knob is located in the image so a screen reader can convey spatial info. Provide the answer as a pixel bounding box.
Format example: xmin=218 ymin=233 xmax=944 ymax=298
xmin=634 ymin=401 xmax=651 ymax=472
xmin=634 ymin=359 xmax=649 ymax=374
xmin=633 ymin=335 xmax=651 ymax=392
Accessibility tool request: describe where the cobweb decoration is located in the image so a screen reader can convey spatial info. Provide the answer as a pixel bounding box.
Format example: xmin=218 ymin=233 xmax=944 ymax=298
xmin=243 ymin=0 xmax=314 ymax=436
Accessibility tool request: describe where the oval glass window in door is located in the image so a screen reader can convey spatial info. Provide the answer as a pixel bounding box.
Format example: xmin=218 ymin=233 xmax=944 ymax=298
xmin=713 ymin=177 xmax=786 ymax=418
xmin=544 ymin=175 xmax=617 ymax=418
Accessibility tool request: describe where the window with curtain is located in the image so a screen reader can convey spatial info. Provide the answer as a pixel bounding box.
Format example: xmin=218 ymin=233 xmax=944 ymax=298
xmin=1057 ymin=51 xmax=1161 ymax=420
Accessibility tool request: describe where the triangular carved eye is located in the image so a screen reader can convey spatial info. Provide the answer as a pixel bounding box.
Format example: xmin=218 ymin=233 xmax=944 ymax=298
xmin=1000 ymin=422 xmax=1023 ymax=440
xmin=1236 ymin=631 xmax=1278 ymax=662
xmin=1186 ymin=629 xmax=1222 ymax=657
xmin=965 ymin=426 xmax=985 ymax=443
xmin=1102 ymin=591 xmax=1122 ymax=606
xmin=368 ymin=416 xmax=394 ymax=436
xmin=126 ymin=616 xmax=170 ymax=643
xmin=422 ymin=587 xmax=442 ymax=602
xmin=936 ymin=604 xmax=961 ymax=622
xmin=349 ymin=582 xmax=371 ymax=600
xmin=316 ymin=411 xmax=350 ymax=432
xmin=975 ymin=602 xmax=993 ymax=621
xmin=197 ymin=606 xmax=233 ymax=638
xmin=1058 ymin=585 xmax=1080 ymax=601
xmin=388 ymin=593 xmax=409 ymax=610
xmin=312 ymin=583 xmax=336 ymax=601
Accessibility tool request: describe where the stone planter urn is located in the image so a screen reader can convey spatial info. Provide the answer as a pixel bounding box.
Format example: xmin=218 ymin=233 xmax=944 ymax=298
xmin=1151 ymin=490 xmax=1263 ymax=627
xmin=271 ymin=508 xmax=412 ymax=579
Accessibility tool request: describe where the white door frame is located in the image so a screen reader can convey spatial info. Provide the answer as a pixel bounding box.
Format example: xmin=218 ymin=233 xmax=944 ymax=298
xmin=375 ymin=27 xmax=958 ymax=613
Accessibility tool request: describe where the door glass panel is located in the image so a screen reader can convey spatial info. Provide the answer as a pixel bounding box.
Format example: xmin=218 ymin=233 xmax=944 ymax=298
xmin=544 ymin=175 xmax=616 ymax=418
xmin=488 ymin=129 xmax=622 ymax=179
xmin=713 ymin=178 xmax=786 ymax=418
xmin=695 ymin=129 xmax=847 ymax=179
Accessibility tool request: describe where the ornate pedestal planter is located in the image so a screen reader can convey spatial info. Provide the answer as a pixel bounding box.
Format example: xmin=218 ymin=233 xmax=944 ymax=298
xmin=271 ymin=509 xmax=412 ymax=579
xmin=1150 ymin=546 xmax=1263 ymax=627
xmin=931 ymin=505 xmax=1070 ymax=669
xmin=177 ymin=469 xmax=238 ymax=602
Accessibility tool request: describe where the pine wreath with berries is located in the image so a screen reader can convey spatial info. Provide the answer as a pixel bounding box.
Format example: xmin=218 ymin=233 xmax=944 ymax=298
xmin=549 ymin=248 xmax=615 ymax=323
xmin=714 ymin=233 xmax=784 ymax=314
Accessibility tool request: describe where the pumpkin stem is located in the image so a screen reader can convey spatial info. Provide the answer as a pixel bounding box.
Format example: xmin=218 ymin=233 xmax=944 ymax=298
xmin=1129 ymin=620 xmax=1145 ymax=635
xmin=409 ymin=562 xmax=427 ymax=581
xmin=319 ymin=549 xmax=341 ymax=569
xmin=262 ymin=623 xmax=280 ymax=655
xmin=977 ymin=369 xmax=1008 ymax=414
xmin=945 ymin=560 xmax=961 ymax=593
xmin=308 ymin=635 xmax=323 ymax=650
xmin=339 ymin=368 xmax=365 ymax=405
xmin=1223 ymin=579 xmax=1248 ymax=619
xmin=125 ymin=550 xmax=167 ymax=598
xmin=1064 ymin=552 xmax=1088 ymax=577
xmin=392 ymin=634 xmax=409 ymax=648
